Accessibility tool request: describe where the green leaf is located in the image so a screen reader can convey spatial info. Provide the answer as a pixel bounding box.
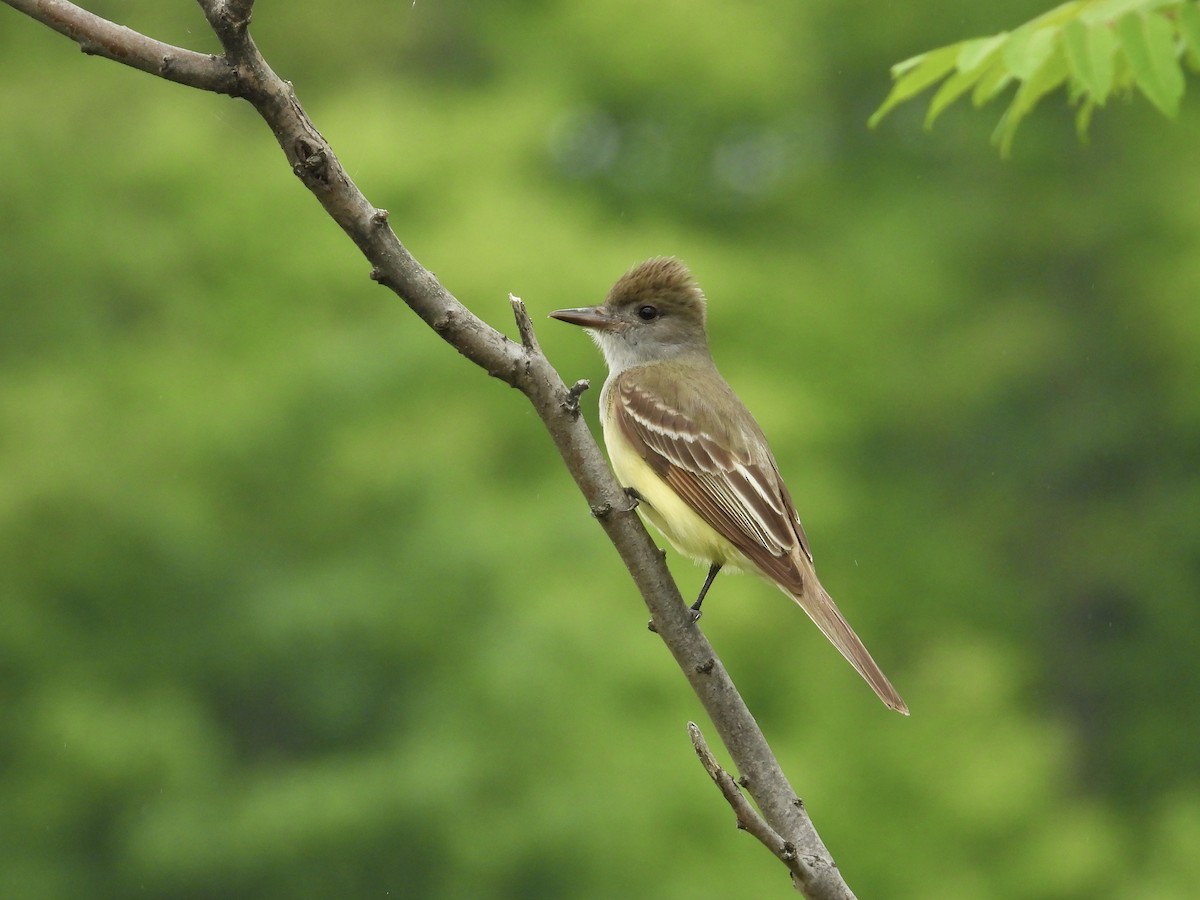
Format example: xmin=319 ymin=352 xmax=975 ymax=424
xmin=869 ymin=0 xmax=1200 ymax=151
xmin=1063 ymin=18 xmax=1117 ymax=101
xmin=1079 ymin=0 xmax=1178 ymax=27
xmin=925 ymin=63 xmax=992 ymax=128
xmin=1013 ymin=40 xmax=1073 ymax=118
xmin=1110 ymin=39 xmax=1137 ymax=90
xmin=995 ymin=41 xmax=1072 ymax=156
xmin=1021 ymin=0 xmax=1088 ymax=30
xmin=1075 ymin=97 xmax=1097 ymax=139
xmin=1115 ymin=10 xmax=1185 ymax=116
xmin=924 ymin=37 xmax=1010 ymax=128
xmin=1004 ymin=25 xmax=1060 ymax=79
xmin=972 ymin=60 xmax=1016 ymax=106
xmin=869 ymin=43 xmax=961 ymax=128
xmin=889 ymin=50 xmax=933 ymax=78
xmin=957 ymin=34 xmax=1010 ymax=72
xmin=1178 ymin=3 xmax=1200 ymax=69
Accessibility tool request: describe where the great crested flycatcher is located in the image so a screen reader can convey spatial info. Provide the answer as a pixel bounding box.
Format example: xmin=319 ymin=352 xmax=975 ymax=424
xmin=551 ymin=257 xmax=908 ymax=714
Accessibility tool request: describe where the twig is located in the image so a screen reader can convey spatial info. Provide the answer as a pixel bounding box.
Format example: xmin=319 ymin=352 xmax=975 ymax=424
xmin=3 ymin=0 xmax=237 ymax=93
xmin=688 ymin=723 xmax=846 ymax=896
xmin=0 ymin=3 xmax=867 ymax=896
xmin=509 ymin=293 xmax=541 ymax=353
xmin=563 ymin=379 xmax=589 ymax=415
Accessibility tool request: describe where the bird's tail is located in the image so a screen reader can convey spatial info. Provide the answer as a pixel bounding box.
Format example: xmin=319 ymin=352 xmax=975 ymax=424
xmin=787 ymin=574 xmax=909 ymax=715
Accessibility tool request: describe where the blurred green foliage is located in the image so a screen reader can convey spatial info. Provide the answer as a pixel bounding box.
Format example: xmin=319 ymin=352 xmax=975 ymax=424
xmin=2 ymin=1 xmax=1199 ymax=897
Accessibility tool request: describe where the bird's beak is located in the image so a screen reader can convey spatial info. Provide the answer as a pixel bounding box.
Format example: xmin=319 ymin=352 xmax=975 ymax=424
xmin=549 ymin=306 xmax=621 ymax=331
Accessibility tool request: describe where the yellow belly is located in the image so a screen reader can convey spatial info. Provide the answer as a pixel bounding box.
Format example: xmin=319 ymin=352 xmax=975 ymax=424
xmin=604 ymin=418 xmax=746 ymax=571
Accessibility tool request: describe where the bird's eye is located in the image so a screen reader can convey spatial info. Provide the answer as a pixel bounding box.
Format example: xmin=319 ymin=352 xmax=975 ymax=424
xmin=637 ymin=305 xmax=659 ymax=321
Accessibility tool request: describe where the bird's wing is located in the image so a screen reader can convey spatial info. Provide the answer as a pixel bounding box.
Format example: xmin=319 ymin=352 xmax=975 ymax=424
xmin=611 ymin=369 xmax=811 ymax=587
xmin=612 ymin=368 xmax=909 ymax=714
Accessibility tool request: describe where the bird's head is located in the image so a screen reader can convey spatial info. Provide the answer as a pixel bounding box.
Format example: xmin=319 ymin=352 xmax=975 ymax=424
xmin=550 ymin=257 xmax=710 ymax=371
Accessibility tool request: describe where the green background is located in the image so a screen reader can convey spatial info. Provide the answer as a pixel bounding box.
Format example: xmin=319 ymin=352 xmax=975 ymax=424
xmin=2 ymin=1 xmax=1199 ymax=897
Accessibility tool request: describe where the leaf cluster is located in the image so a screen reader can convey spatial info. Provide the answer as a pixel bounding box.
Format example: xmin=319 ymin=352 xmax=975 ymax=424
xmin=870 ymin=0 xmax=1200 ymax=155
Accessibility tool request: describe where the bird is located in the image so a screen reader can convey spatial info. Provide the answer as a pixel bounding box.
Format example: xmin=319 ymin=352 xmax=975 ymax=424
xmin=550 ymin=257 xmax=908 ymax=714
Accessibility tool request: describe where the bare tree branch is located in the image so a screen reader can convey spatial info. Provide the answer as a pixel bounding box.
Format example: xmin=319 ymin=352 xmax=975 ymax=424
xmin=508 ymin=294 xmax=542 ymax=354
xmin=690 ymin=722 xmax=791 ymax=853
xmin=689 ymin=723 xmax=853 ymax=898
xmin=0 ymin=2 xmax=866 ymax=895
xmin=4 ymin=0 xmax=237 ymax=93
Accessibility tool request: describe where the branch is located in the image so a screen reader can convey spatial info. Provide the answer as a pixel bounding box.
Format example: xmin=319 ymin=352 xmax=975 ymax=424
xmin=0 ymin=2 xmax=861 ymax=895
xmin=691 ymin=724 xmax=810 ymax=894
xmin=508 ymin=293 xmax=542 ymax=354
xmin=3 ymin=0 xmax=238 ymax=93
